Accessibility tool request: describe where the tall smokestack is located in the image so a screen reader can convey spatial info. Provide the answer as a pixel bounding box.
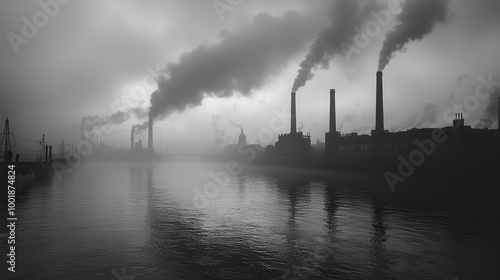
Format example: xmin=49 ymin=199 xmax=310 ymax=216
xmin=49 ymin=145 xmax=53 ymax=164
xmin=329 ymin=89 xmax=336 ymax=134
xmin=131 ymin=127 xmax=134 ymax=150
xmin=291 ymin=92 xmax=297 ymax=134
xmin=148 ymin=110 xmax=153 ymax=150
xmin=376 ymin=71 xmax=384 ymax=132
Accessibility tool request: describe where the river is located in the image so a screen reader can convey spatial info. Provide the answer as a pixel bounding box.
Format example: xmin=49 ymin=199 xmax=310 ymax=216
xmin=2 ymin=161 xmax=500 ymax=279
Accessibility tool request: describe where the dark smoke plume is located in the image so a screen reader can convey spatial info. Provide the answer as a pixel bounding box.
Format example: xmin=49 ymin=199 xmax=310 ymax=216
xmin=83 ymin=107 xmax=147 ymax=131
xmin=291 ymin=0 xmax=383 ymax=92
xmin=132 ymin=121 xmax=149 ymax=138
xmin=378 ymin=0 xmax=450 ymax=71
xmin=150 ymin=12 xmax=311 ymax=119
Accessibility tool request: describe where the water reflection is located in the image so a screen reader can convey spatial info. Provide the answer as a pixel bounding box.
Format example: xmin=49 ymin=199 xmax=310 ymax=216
xmin=3 ymin=162 xmax=500 ymax=279
xmin=369 ymin=204 xmax=388 ymax=280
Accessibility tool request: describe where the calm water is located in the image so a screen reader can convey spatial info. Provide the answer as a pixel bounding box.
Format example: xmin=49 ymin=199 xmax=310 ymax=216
xmin=2 ymin=161 xmax=500 ymax=279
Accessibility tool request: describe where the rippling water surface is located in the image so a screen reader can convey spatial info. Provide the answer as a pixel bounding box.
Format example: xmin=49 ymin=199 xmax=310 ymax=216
xmin=3 ymin=161 xmax=500 ymax=279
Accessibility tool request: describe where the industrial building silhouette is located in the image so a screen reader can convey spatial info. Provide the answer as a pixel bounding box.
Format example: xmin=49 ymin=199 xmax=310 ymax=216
xmin=322 ymin=71 xmax=500 ymax=172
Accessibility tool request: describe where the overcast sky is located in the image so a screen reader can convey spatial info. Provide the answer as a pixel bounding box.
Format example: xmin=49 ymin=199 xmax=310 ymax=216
xmin=1 ymin=0 xmax=499 ymax=156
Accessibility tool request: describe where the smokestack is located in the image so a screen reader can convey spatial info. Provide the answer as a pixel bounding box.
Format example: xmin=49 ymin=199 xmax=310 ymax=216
xmin=131 ymin=127 xmax=134 ymax=150
xmin=148 ymin=110 xmax=153 ymax=150
xmin=376 ymin=71 xmax=384 ymax=132
xmin=498 ymin=97 xmax=500 ymax=130
xmin=49 ymin=145 xmax=53 ymax=164
xmin=329 ymin=89 xmax=336 ymax=134
xmin=291 ymin=92 xmax=297 ymax=134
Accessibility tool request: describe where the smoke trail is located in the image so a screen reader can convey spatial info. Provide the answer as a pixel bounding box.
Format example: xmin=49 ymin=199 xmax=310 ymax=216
xmin=211 ymin=115 xmax=227 ymax=150
xmin=291 ymin=0 xmax=383 ymax=92
xmin=378 ymin=0 xmax=450 ymax=71
xmin=478 ymin=89 xmax=500 ymax=128
xmin=132 ymin=121 xmax=149 ymax=138
xmin=83 ymin=107 xmax=148 ymax=131
xmin=150 ymin=11 xmax=311 ymax=119
xmin=228 ymin=119 xmax=243 ymax=129
xmin=416 ymin=103 xmax=439 ymax=127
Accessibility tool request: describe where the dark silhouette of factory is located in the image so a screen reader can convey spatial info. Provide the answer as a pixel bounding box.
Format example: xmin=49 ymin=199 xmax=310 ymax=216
xmin=326 ymin=71 xmax=500 ymax=173
xmin=273 ymin=91 xmax=312 ymax=160
xmin=265 ymin=71 xmax=500 ymax=174
xmin=222 ymin=129 xmax=266 ymax=161
xmin=130 ymin=111 xmax=154 ymax=152
xmin=80 ymin=110 xmax=158 ymax=161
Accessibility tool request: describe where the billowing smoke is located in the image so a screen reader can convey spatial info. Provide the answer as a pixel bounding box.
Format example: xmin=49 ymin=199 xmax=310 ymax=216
xmin=228 ymin=119 xmax=243 ymax=129
xmin=478 ymin=89 xmax=500 ymax=128
xmin=132 ymin=121 xmax=149 ymax=138
xmin=298 ymin=113 xmax=317 ymax=132
xmin=150 ymin=11 xmax=311 ymax=119
xmin=378 ymin=0 xmax=450 ymax=71
xmin=83 ymin=107 xmax=147 ymax=134
xmin=352 ymin=126 xmax=370 ymax=134
xmin=416 ymin=103 xmax=439 ymax=127
xmin=291 ymin=0 xmax=383 ymax=92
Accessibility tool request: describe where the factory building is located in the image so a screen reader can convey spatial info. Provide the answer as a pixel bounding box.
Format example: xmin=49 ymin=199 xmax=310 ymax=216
xmin=325 ymin=71 xmax=500 ymax=171
xmin=223 ymin=129 xmax=265 ymax=161
xmin=273 ymin=91 xmax=311 ymax=161
xmin=130 ymin=110 xmax=154 ymax=152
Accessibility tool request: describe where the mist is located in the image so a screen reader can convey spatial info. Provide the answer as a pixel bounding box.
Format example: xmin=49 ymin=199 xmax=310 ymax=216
xmin=150 ymin=11 xmax=312 ymax=119
xmin=378 ymin=0 xmax=450 ymax=71
xmin=291 ymin=0 xmax=383 ymax=92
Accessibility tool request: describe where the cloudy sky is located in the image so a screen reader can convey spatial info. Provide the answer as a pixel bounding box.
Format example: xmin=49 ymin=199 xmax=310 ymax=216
xmin=1 ymin=0 xmax=499 ymax=156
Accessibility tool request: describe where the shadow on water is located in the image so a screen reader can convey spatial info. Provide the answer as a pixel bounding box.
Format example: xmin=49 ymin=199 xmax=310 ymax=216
xmin=2 ymin=161 xmax=499 ymax=279
xmin=138 ymin=164 xmax=284 ymax=279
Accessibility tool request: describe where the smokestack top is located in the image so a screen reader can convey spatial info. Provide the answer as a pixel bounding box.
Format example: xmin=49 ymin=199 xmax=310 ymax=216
xmin=291 ymin=91 xmax=297 ymax=134
xmin=329 ymin=89 xmax=336 ymax=134
xmin=375 ymin=70 xmax=384 ymax=132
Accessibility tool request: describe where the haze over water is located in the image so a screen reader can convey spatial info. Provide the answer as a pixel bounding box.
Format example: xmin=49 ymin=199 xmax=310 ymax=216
xmin=2 ymin=161 xmax=499 ymax=279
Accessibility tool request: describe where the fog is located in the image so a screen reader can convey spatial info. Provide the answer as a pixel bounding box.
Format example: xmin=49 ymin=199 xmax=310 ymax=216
xmin=1 ymin=0 xmax=499 ymax=156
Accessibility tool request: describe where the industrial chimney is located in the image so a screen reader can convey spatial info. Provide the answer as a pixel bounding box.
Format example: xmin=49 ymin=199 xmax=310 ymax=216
xmin=131 ymin=127 xmax=135 ymax=150
xmin=148 ymin=110 xmax=153 ymax=150
xmin=329 ymin=89 xmax=336 ymax=134
xmin=375 ymin=71 xmax=384 ymax=133
xmin=291 ymin=92 xmax=297 ymax=134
